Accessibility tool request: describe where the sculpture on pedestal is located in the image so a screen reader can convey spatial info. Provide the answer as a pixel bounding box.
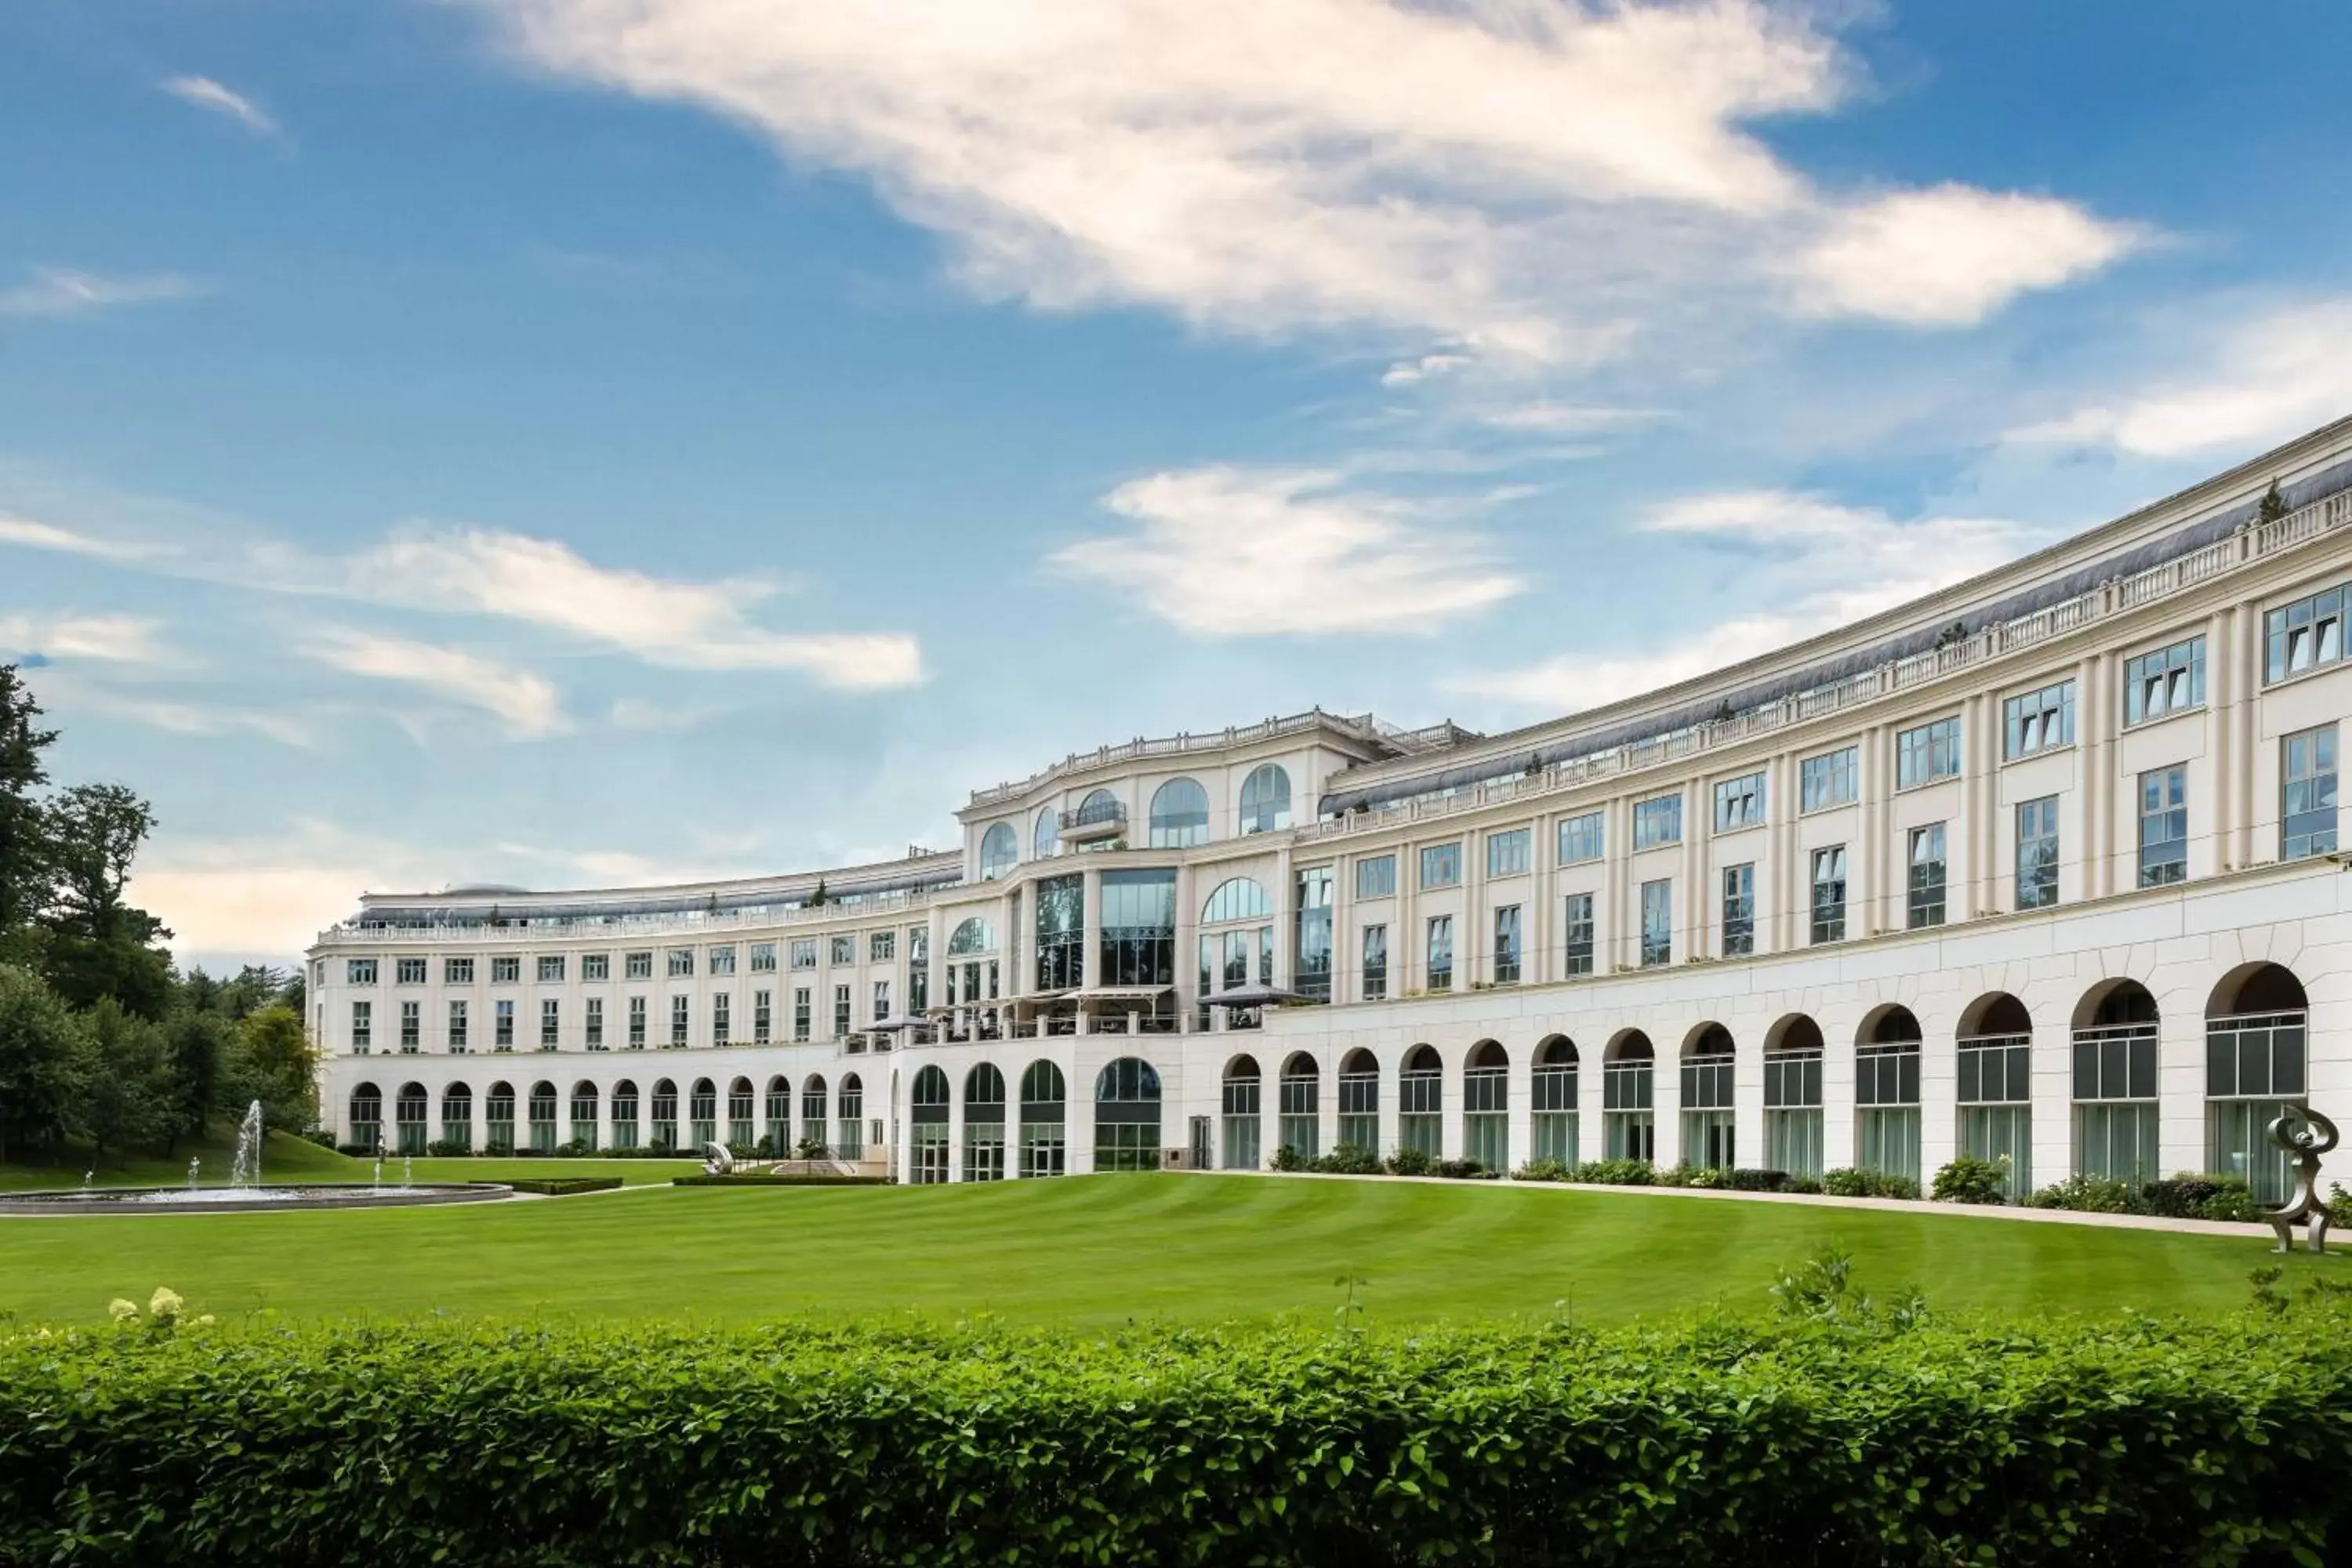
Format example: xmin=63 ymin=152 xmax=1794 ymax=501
xmin=2264 ymin=1104 xmax=2338 ymax=1254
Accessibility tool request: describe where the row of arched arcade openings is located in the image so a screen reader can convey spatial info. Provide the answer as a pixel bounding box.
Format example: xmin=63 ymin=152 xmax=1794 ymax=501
xmin=343 ymin=964 xmax=2315 ymax=1198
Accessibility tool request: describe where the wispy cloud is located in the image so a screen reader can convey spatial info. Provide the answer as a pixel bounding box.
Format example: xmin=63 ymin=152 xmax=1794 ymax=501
xmin=1450 ymin=489 xmax=2040 ymax=708
xmin=0 ymin=514 xmax=173 ymax=562
xmin=84 ymin=695 xmax=314 ymax=750
xmin=162 ymin=75 xmax=282 ymax=138
xmin=463 ymin=0 xmax=2136 ymax=368
xmin=307 ymin=627 xmax=568 ymax=736
xmin=1050 ymin=464 xmax=1525 ymax=637
xmin=2006 ymin=298 xmax=2352 ymax=459
xmin=0 ymin=267 xmax=201 ymax=320
xmin=0 ymin=613 xmax=175 ymax=665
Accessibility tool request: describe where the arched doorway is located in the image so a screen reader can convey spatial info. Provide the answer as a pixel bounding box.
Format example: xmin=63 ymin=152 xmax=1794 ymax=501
xmin=1531 ymin=1036 xmax=1577 ymax=1165
xmin=1338 ymin=1048 xmax=1380 ymax=1153
xmin=688 ymin=1079 xmax=718 ymax=1149
xmin=1602 ymin=1032 xmax=1655 ymax=1162
xmin=2207 ymin=963 xmax=2310 ymax=1203
xmin=1094 ymin=1057 xmax=1163 ymax=1171
xmin=569 ymin=1080 xmax=600 ymax=1152
xmin=964 ymin=1063 xmax=1007 ymax=1181
xmin=837 ymin=1074 xmax=866 ymax=1160
xmin=610 ymin=1080 xmax=640 ymax=1151
xmin=1279 ymin=1053 xmax=1321 ymax=1161
xmin=763 ymin=1076 xmax=791 ymax=1154
xmin=1398 ymin=1045 xmax=1443 ymax=1160
xmin=1956 ymin=993 xmax=2031 ymax=1198
xmin=485 ymin=1081 xmax=517 ymax=1154
xmin=1018 ymin=1061 xmax=1065 ymax=1178
xmin=1855 ymin=1007 xmax=1922 ymax=1185
xmin=1464 ymin=1041 xmax=1508 ymax=1171
xmin=439 ymin=1081 xmax=473 ymax=1153
xmin=1762 ymin=1015 xmax=1823 ymax=1178
xmin=347 ymin=1082 xmax=382 ymax=1149
xmin=647 ymin=1079 xmax=677 ymax=1152
xmin=1221 ymin=1054 xmax=1263 ymax=1171
xmin=910 ymin=1065 xmax=952 ymax=1184
xmin=799 ymin=1075 xmax=828 ymax=1157
xmin=2071 ymin=980 xmax=2158 ymax=1184
xmin=527 ymin=1080 xmax=558 ymax=1152
xmin=726 ymin=1077 xmax=755 ymax=1148
xmin=1679 ymin=1024 xmax=1734 ymax=1171
xmin=394 ymin=1083 xmax=429 ymax=1156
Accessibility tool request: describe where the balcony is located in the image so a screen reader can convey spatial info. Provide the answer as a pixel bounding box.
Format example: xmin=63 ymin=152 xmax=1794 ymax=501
xmin=1057 ymin=799 xmax=1128 ymax=846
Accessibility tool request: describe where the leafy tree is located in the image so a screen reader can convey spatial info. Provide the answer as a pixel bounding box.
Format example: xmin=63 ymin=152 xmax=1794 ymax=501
xmin=226 ymin=1004 xmax=318 ymax=1132
xmin=159 ymin=1007 xmax=229 ymax=1152
xmin=0 ymin=666 xmax=57 ymax=967
xmin=0 ymin=964 xmax=85 ymax=1159
xmin=39 ymin=782 xmax=172 ymax=1018
xmin=70 ymin=999 xmax=169 ymax=1158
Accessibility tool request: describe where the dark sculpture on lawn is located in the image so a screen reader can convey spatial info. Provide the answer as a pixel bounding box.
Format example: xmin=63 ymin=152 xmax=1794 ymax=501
xmin=2264 ymin=1104 xmax=2338 ymax=1254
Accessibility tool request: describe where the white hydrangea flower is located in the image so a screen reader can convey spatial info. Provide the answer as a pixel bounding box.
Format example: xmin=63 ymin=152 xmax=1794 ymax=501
xmin=107 ymin=1299 xmax=138 ymax=1323
xmin=148 ymin=1287 xmax=183 ymax=1320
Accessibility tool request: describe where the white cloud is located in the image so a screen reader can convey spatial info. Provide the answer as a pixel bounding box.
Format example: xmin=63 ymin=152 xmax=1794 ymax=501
xmin=1381 ymin=352 xmax=1472 ymax=388
xmin=0 ymin=613 xmax=173 ymax=665
xmin=0 ymin=514 xmax=171 ymax=561
xmin=1049 ymin=464 xmax=1525 ymax=637
xmin=1451 ymin=488 xmax=2040 ymax=707
xmin=0 ymin=267 xmax=201 ymax=320
xmin=1791 ymin=185 xmax=2138 ymax=327
xmin=462 ymin=0 xmax=2129 ymax=359
xmin=1479 ymin=403 xmax=1671 ymax=434
xmin=161 ymin=74 xmax=282 ymax=138
xmin=2006 ymin=299 xmax=2352 ymax=459
xmin=89 ymin=697 xmax=315 ymax=750
xmin=308 ymin=628 xmax=568 ymax=736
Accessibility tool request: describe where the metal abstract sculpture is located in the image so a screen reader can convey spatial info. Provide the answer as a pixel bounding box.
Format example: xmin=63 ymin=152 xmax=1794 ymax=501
xmin=702 ymin=1141 xmax=735 ymax=1177
xmin=2264 ymin=1104 xmax=2338 ymax=1254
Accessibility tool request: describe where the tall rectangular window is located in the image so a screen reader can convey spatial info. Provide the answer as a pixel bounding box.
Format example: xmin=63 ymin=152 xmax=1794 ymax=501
xmin=537 ymin=955 xmax=565 ymax=983
xmin=1721 ymin=863 xmax=1754 ymax=956
xmin=666 ymin=948 xmax=694 ymax=979
xmin=1800 ymin=746 xmax=1858 ymax=812
xmin=2266 ymin=582 xmax=2347 ymax=683
xmin=539 ymin=998 xmax=560 ymax=1049
xmin=753 ymin=989 xmax=772 ymax=1044
xmin=1294 ymin=867 xmax=1333 ymax=1003
xmin=444 ymin=957 xmax=474 ymax=985
xmin=1633 ymin=793 xmax=1682 ymax=849
xmin=1639 ymin=879 xmax=1671 ymax=967
xmin=1354 ymin=855 xmax=1396 ymax=899
xmin=1426 ymin=915 xmax=1454 ymax=992
xmin=870 ymin=931 xmax=895 ymax=963
xmin=625 ymin=951 xmax=652 ymax=980
xmin=350 ymin=1000 xmax=372 ymax=1051
xmin=670 ymin=994 xmax=689 ymax=1047
xmin=2004 ymin=680 xmax=2076 ymax=760
xmin=792 ymin=987 xmax=811 ymax=1042
xmin=1713 ymin=772 xmax=1766 ymax=832
xmin=1361 ymin=924 xmax=1388 ymax=1001
xmin=2138 ymin=765 xmax=2188 ymax=885
xmin=448 ymin=999 xmax=469 ymax=1052
xmin=2016 ymin=796 xmax=2060 ymax=909
xmin=1563 ymin=892 xmax=1595 ymax=976
xmin=2124 ymin=635 xmax=2205 ymax=725
xmin=1486 ymin=828 xmax=1531 ymax=877
xmin=1493 ymin=905 xmax=1521 ymax=983
xmin=1557 ymin=811 xmax=1604 ymax=865
xmin=1896 ymin=717 xmax=1962 ymax=788
xmin=1419 ymin=843 xmax=1461 ymax=889
xmin=627 ymin=996 xmax=646 ymax=1049
xmin=581 ymin=953 xmax=609 ymax=982
xmin=399 ymin=1000 xmax=420 ymax=1052
xmin=2284 ymin=724 xmax=2339 ymax=860
xmin=494 ymin=998 xmax=514 ymax=1050
xmin=584 ymin=996 xmax=604 ymax=1050
xmin=1907 ymin=822 xmax=1947 ymax=927
xmin=1034 ymin=873 xmax=1085 ymax=992
xmin=1809 ymin=845 xmax=1847 ymax=943
xmin=712 ymin=992 xmax=731 ymax=1045
xmin=833 ymin=984 xmax=851 ymax=1038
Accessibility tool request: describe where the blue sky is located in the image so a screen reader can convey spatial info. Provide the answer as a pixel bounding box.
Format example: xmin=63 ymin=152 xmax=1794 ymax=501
xmin=5 ymin=0 xmax=2351 ymax=973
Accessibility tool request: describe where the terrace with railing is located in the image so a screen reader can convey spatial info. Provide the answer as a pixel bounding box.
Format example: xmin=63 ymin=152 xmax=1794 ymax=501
xmin=964 ymin=709 xmax=1455 ymax=809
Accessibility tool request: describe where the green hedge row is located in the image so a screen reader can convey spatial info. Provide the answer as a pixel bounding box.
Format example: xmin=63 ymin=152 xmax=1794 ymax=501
xmin=500 ymin=1176 xmax=623 ymax=1196
xmin=669 ymin=1172 xmax=889 ymax=1187
xmin=4 ymin=1304 xmax=2351 ymax=1566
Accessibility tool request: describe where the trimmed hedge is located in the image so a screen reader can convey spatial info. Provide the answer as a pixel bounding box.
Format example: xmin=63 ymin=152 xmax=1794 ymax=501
xmin=669 ymin=1173 xmax=890 ymax=1187
xmin=501 ymin=1177 xmax=623 ymax=1196
xmin=5 ymin=1305 xmax=2352 ymax=1565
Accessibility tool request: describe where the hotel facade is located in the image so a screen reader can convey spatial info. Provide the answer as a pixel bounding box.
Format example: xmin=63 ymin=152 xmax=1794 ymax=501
xmin=314 ymin=419 xmax=2352 ymax=1204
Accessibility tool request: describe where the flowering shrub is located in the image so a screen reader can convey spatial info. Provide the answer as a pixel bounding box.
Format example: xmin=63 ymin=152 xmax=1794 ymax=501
xmin=1930 ymin=1156 xmax=2011 ymax=1205
xmin=1822 ymin=1167 xmax=1922 ymax=1200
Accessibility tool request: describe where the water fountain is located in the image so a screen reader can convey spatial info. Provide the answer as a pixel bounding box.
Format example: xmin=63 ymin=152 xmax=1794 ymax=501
xmin=228 ymin=1100 xmax=263 ymax=1190
xmin=187 ymin=1157 xmax=200 ymax=1192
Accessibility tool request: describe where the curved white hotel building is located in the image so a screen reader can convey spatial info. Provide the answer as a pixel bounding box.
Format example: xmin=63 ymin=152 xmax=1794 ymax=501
xmin=314 ymin=418 xmax=2352 ymax=1203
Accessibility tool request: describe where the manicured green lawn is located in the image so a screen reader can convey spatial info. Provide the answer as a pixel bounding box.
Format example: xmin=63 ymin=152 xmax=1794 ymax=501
xmin=0 ymin=1142 xmax=699 ymax=1192
xmin=1 ymin=1173 xmax=2337 ymax=1329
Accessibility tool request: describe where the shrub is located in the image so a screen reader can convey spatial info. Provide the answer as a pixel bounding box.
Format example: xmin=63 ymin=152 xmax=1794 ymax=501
xmin=1823 ymin=1168 xmax=1920 ymax=1200
xmin=1312 ymin=1143 xmax=1381 ymax=1176
xmin=300 ymin=1128 xmax=338 ymax=1150
xmin=1381 ymin=1146 xmax=1436 ymax=1177
xmin=1269 ymin=1144 xmax=1309 ymax=1173
xmin=1512 ymin=1158 xmax=1571 ymax=1182
xmin=501 ymin=1177 xmax=623 ymax=1196
xmin=2027 ymin=1174 xmax=2136 ymax=1214
xmin=1783 ymin=1174 xmax=1824 ymax=1196
xmin=1930 ymin=1156 xmax=2010 ymax=1205
xmin=9 ymin=1308 xmax=2352 ymax=1565
xmin=1570 ymin=1158 xmax=1654 ymax=1186
xmin=1726 ymin=1168 xmax=1790 ymax=1192
xmin=1433 ymin=1158 xmax=1489 ymax=1180
xmin=423 ymin=1138 xmax=470 ymax=1157
xmin=670 ymin=1173 xmax=890 ymax=1187
xmin=2142 ymin=1174 xmax=2260 ymax=1223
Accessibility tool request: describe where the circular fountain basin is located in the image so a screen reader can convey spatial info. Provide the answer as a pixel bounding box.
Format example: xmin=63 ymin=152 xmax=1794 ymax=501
xmin=0 ymin=1184 xmax=516 ymax=1216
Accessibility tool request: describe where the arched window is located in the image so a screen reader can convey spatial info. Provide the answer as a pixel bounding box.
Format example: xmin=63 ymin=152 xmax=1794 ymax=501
xmin=728 ymin=1076 xmax=756 ymax=1147
xmin=1201 ymin=877 xmax=1273 ymax=924
xmin=440 ymin=1081 xmax=473 ymax=1152
xmin=1076 ymin=789 xmax=1120 ymax=826
xmin=349 ymin=1081 xmax=383 ymax=1147
xmin=611 ymin=1079 xmax=641 ymax=1151
xmin=910 ymin=1065 xmax=952 ymax=1183
xmin=1239 ymin=764 xmax=1292 ymax=834
xmin=1680 ymin=1024 xmax=1734 ymax=1171
xmin=394 ymin=1082 xmax=429 ymax=1155
xmin=1338 ymin=1047 xmax=1379 ymax=1152
xmin=569 ymin=1080 xmax=599 ymax=1153
xmin=1957 ymin=996 xmax=2031 ymax=1199
xmin=913 ymin=1065 xmax=951 ymax=1105
xmin=2207 ymin=963 xmax=2310 ymax=1203
xmin=1018 ymin=1060 xmax=1065 ymax=1178
xmin=763 ymin=1076 xmax=791 ymax=1152
xmin=1149 ymin=777 xmax=1210 ymax=848
xmin=648 ymin=1079 xmax=677 ymax=1152
xmin=948 ymin=917 xmax=996 ymax=955
xmin=1532 ymin=1038 xmax=1577 ymax=1164
xmin=1602 ymin=1033 xmax=1653 ymax=1161
xmin=1279 ymin=1053 xmax=1320 ymax=1160
xmin=1221 ymin=1054 xmax=1262 ymax=1171
xmin=486 ymin=1080 xmax=517 ymax=1153
xmin=1856 ymin=1007 xmax=1922 ymax=1186
xmin=838 ymin=1073 xmax=866 ymax=1159
xmin=1095 ymin=1057 xmax=1163 ymax=1171
xmin=1763 ymin=1016 xmax=1824 ymax=1180
xmin=979 ymin=822 xmax=1018 ymax=880
xmin=1464 ymin=1041 xmax=1508 ymax=1171
xmin=528 ymin=1080 xmax=559 ymax=1153
xmin=2074 ymin=979 xmax=2158 ymax=1185
xmin=964 ymin=1062 xmax=1007 ymax=1181
xmin=1034 ymin=808 xmax=1059 ymax=859
xmin=800 ymin=1075 xmax=829 ymax=1155
xmin=1399 ymin=1045 xmax=1442 ymax=1160
xmin=688 ymin=1078 xmax=718 ymax=1149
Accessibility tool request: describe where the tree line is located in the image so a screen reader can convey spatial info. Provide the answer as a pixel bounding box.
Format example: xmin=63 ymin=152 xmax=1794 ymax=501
xmin=0 ymin=664 xmax=316 ymax=1162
